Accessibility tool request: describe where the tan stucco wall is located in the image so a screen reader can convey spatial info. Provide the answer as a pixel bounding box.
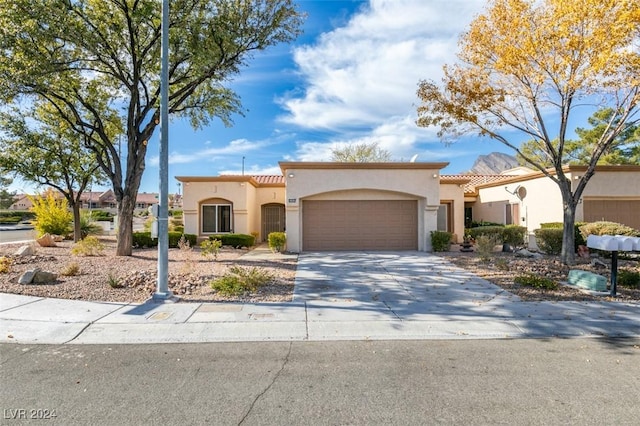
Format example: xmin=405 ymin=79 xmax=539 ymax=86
xmin=574 ymin=169 xmax=640 ymax=221
xmin=280 ymin=164 xmax=445 ymax=252
xmin=179 ymin=178 xmax=285 ymax=239
xmin=439 ymin=183 xmax=466 ymax=243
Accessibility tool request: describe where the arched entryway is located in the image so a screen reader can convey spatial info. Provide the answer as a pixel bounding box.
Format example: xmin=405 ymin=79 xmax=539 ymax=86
xmin=262 ymin=203 xmax=285 ymax=241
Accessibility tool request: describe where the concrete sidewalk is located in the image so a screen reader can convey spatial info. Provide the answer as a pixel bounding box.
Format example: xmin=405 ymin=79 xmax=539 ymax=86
xmin=1 ymin=251 xmax=639 ymax=344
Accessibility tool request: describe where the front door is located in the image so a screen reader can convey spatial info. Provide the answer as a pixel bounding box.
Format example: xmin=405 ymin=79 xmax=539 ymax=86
xmin=262 ymin=204 xmax=285 ymax=241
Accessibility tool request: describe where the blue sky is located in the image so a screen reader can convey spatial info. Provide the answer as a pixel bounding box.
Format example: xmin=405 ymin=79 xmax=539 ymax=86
xmin=138 ymin=0 xmax=523 ymax=194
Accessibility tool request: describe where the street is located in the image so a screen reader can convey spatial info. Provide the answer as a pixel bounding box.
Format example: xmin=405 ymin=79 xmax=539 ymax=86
xmin=1 ymin=338 xmax=639 ymax=425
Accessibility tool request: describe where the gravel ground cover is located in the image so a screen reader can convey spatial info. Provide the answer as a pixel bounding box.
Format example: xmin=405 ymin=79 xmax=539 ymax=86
xmin=1 ymin=237 xmax=638 ymax=303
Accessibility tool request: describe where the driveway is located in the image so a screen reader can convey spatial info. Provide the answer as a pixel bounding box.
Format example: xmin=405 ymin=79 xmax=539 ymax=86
xmin=293 ymin=251 xmax=522 ymax=321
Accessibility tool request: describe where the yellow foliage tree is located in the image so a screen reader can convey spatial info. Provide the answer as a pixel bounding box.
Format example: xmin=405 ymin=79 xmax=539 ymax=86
xmin=416 ymin=0 xmax=640 ymax=265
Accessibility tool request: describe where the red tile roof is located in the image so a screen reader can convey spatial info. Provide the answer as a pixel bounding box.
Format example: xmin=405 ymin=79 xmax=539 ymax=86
xmin=441 ymin=174 xmax=516 ymax=195
xmin=252 ymin=175 xmax=285 ymax=185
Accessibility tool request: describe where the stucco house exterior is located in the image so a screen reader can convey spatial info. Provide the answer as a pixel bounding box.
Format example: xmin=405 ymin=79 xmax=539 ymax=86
xmin=468 ymin=165 xmax=640 ymax=247
xmin=177 ymin=162 xmax=453 ymax=252
xmin=177 ymin=162 xmax=640 ymax=253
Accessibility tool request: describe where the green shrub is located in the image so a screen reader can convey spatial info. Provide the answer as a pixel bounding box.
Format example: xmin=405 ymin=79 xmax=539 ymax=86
xmin=579 ymin=221 xmax=640 ymax=238
xmin=0 ymin=215 xmax=21 ymax=224
xmin=201 ymin=239 xmax=222 ymax=260
xmin=210 ymin=266 xmax=273 ymax=296
xmin=430 ymin=231 xmax=452 ymax=252
xmin=209 ymin=233 xmax=255 ymax=249
xmin=29 ymin=190 xmax=73 ymax=236
xmin=475 ymin=234 xmax=501 ymax=262
xmin=168 ymin=232 xmax=196 ymax=248
xmin=87 ymin=210 xmax=113 ymax=222
xmin=468 ymin=226 xmax=505 ymax=242
xmin=617 ymin=269 xmax=640 ymax=288
xmin=538 ymin=222 xmax=587 ymax=252
xmin=79 ymin=210 xmax=103 ymax=238
xmin=503 ymin=225 xmax=526 ymax=248
xmin=514 ymin=274 xmax=558 ymax=290
xmin=268 ymin=232 xmax=287 ymax=252
xmin=470 ymin=220 xmax=503 ymax=227
xmin=131 ymin=232 xmax=196 ymax=248
xmin=107 ymin=272 xmax=123 ymax=289
xmin=533 ymin=228 xmax=563 ymax=255
xmin=173 ymin=225 xmax=185 ymax=234
xmin=71 ymin=235 xmax=105 ymax=256
xmin=132 ymin=232 xmax=157 ymax=248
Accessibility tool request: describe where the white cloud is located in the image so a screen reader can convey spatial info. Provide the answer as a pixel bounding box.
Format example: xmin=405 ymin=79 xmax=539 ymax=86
xmin=279 ymin=0 xmax=485 ymax=130
xmin=149 ymin=138 xmax=269 ymax=166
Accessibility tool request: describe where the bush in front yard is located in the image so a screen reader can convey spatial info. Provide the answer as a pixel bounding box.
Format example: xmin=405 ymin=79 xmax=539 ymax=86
xmin=430 ymin=231 xmax=452 ymax=252
xmin=268 ymin=232 xmax=286 ymax=252
xmin=579 ymin=221 xmax=640 ymax=238
xmin=132 ymin=232 xmax=197 ymax=248
xmin=208 ymin=233 xmax=255 ymax=248
xmin=210 ymin=266 xmax=273 ymax=296
xmin=618 ymin=269 xmax=640 ymax=288
xmin=534 ymin=228 xmax=563 ymax=255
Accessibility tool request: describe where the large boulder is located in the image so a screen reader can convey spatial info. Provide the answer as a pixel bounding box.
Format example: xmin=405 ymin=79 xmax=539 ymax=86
xmin=36 ymin=233 xmax=57 ymax=247
xmin=32 ymin=270 xmax=58 ymax=284
xmin=14 ymin=245 xmax=35 ymax=256
xmin=18 ymin=268 xmax=41 ymax=285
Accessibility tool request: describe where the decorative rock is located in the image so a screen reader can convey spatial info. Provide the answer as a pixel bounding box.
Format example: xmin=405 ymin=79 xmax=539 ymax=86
xmin=52 ymin=234 xmax=64 ymax=242
xmin=590 ymin=258 xmax=608 ymax=269
xmin=18 ymin=268 xmax=41 ymax=285
xmin=14 ymin=245 xmax=34 ymax=256
xmin=515 ymin=249 xmax=543 ymax=259
xmin=36 ymin=233 xmax=57 ymax=247
xmin=32 ymin=271 xmax=58 ymax=284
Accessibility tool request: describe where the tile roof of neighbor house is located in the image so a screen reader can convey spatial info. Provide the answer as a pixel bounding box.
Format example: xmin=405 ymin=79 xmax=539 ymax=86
xmin=441 ymin=174 xmax=516 ymax=195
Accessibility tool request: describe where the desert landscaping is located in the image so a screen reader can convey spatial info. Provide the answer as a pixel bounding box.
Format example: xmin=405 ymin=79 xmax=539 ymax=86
xmin=1 ymin=236 xmax=639 ymax=304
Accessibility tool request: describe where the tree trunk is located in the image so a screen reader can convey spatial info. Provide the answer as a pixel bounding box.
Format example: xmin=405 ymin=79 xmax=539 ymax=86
xmin=71 ymin=202 xmax=82 ymax=242
xmin=115 ymin=193 xmax=136 ymax=256
xmin=559 ymin=188 xmax=577 ymax=266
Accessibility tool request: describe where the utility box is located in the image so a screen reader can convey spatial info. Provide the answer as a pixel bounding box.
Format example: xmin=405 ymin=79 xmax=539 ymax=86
xmin=568 ymin=270 xmax=607 ymax=292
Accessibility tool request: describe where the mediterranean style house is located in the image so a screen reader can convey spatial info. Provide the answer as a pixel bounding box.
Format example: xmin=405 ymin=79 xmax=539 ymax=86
xmin=176 ymin=162 xmax=640 ymax=253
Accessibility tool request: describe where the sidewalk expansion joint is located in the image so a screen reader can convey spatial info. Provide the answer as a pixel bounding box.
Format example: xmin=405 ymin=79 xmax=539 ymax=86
xmin=63 ymin=303 xmax=135 ymax=344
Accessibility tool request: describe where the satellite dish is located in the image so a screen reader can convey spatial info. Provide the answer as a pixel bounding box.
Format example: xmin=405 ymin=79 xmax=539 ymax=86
xmin=516 ymin=186 xmax=527 ymax=200
xmin=409 ymin=154 xmax=418 ymax=163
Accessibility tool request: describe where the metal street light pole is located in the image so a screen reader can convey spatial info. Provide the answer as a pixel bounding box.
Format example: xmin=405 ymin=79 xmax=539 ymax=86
xmin=153 ymin=0 xmax=173 ymax=301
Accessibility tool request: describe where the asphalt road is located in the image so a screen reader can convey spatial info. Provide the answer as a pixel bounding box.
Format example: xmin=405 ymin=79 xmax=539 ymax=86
xmin=1 ymin=338 xmax=639 ymax=425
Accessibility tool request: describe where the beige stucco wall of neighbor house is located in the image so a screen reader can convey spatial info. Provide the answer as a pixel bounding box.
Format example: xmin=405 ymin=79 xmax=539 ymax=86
xmin=439 ymin=183 xmax=467 ymax=243
xmin=474 ymin=165 xmax=640 ymax=248
xmin=279 ymin=162 xmax=447 ymax=253
xmin=571 ymin=167 xmax=640 ymax=220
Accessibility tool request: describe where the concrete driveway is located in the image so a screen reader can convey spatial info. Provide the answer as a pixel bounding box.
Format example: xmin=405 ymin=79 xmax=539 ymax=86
xmin=294 ymin=251 xmax=522 ymax=321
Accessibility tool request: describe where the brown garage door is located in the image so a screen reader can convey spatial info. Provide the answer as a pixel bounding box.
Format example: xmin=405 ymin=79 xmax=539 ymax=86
xmin=584 ymin=199 xmax=640 ymax=230
xmin=302 ymin=200 xmax=418 ymax=251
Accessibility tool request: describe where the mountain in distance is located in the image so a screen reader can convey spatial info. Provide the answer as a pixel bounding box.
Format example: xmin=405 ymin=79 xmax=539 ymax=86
xmin=467 ymin=152 xmax=519 ymax=175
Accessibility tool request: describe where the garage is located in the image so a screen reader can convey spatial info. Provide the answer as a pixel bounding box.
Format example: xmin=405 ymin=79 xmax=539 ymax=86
xmin=583 ymin=199 xmax=640 ymax=231
xmin=302 ymin=200 xmax=418 ymax=251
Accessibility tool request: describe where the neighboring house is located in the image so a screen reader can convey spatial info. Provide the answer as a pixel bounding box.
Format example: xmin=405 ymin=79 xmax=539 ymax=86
xmin=9 ymin=189 xmax=167 ymax=213
xmin=7 ymin=194 xmax=34 ymax=211
xmin=469 ymin=165 xmax=640 ymax=247
xmin=178 ymin=162 xmax=640 ymax=253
